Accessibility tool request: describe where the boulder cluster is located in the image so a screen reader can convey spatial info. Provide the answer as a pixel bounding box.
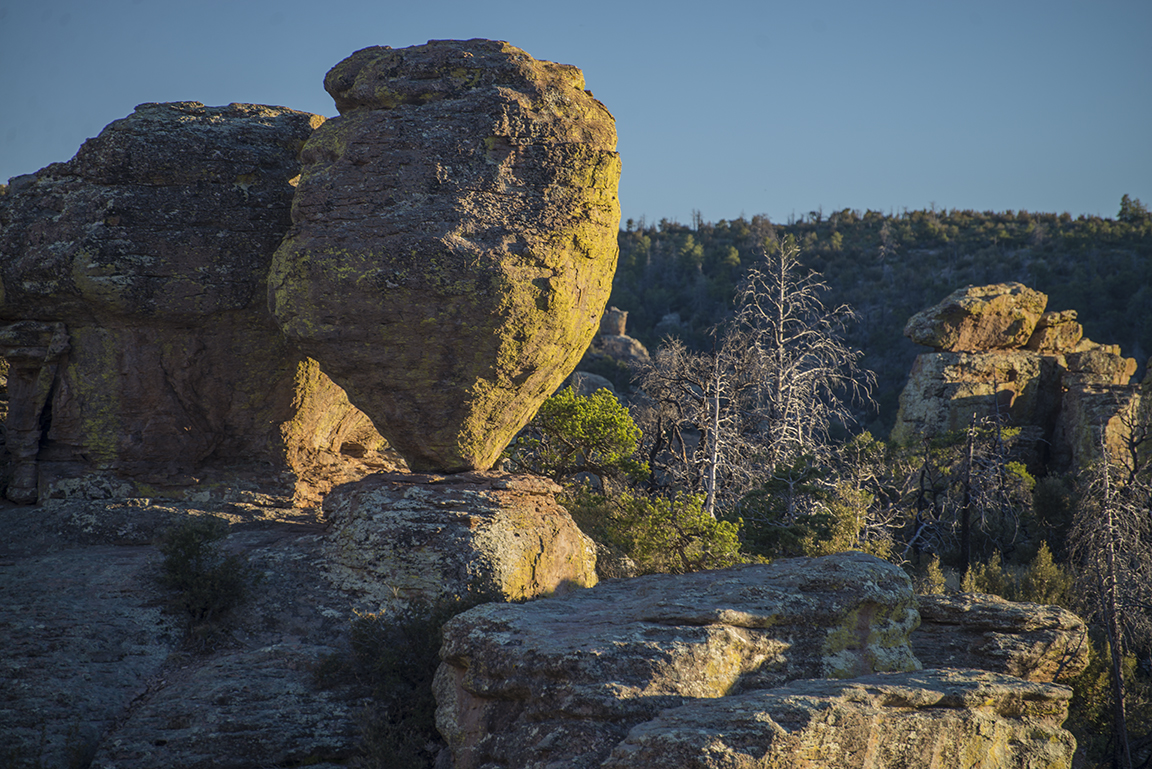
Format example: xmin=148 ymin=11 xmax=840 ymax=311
xmin=0 ymin=39 xmax=621 ymax=504
xmin=891 ymin=282 xmax=1148 ymax=470
xmin=0 ymin=44 xmax=1098 ymax=769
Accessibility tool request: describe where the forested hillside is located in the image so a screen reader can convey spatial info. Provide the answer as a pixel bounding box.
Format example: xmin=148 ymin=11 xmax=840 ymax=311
xmin=610 ymin=196 xmax=1152 ymax=433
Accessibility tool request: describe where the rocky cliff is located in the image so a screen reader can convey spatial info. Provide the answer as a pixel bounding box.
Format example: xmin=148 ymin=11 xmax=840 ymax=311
xmin=891 ymin=282 xmax=1145 ymax=471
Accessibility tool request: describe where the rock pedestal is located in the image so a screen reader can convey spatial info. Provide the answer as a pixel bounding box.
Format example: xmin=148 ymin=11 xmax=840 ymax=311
xmin=891 ymin=283 xmax=1141 ymax=471
xmin=322 ymin=472 xmax=598 ymax=609
xmin=269 ymin=40 xmax=622 ymax=473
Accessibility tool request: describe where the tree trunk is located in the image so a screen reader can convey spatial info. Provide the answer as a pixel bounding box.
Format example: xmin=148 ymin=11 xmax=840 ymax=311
xmin=1101 ymin=465 xmax=1133 ymax=769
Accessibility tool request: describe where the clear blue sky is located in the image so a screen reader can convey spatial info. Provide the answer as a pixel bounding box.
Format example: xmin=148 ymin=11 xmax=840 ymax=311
xmin=2 ymin=0 xmax=1149 ymax=226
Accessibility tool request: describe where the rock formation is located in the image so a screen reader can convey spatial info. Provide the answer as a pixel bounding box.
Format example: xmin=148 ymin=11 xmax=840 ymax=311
xmin=891 ymin=282 xmax=1143 ymax=471
xmin=269 ymin=40 xmax=622 ymax=473
xmin=434 ymin=552 xmax=1080 ymax=769
xmin=569 ymin=304 xmax=651 ymax=394
xmin=435 ymin=553 xmax=922 ymax=768
xmin=322 ymin=471 xmax=597 ymax=608
xmin=0 ymin=101 xmax=397 ymax=504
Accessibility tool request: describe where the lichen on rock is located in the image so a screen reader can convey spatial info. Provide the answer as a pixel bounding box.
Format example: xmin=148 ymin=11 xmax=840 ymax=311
xmin=269 ymin=40 xmax=622 ymax=473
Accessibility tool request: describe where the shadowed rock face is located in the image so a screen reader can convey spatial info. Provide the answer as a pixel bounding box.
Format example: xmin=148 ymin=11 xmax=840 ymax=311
xmin=0 ymin=102 xmax=395 ymax=503
xmin=269 ymin=40 xmax=622 ymax=473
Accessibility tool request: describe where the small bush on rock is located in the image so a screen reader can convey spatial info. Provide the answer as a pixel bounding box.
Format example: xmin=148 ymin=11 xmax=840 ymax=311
xmin=156 ymin=515 xmax=257 ymax=649
xmin=321 ymin=597 xmax=485 ymax=769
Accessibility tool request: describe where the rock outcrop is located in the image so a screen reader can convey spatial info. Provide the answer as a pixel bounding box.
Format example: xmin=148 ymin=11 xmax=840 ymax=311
xmin=570 ymin=304 xmax=651 ymax=394
xmin=433 ymin=553 xmax=1084 ymax=769
xmin=269 ymin=40 xmax=622 ymax=473
xmin=322 ymin=471 xmax=597 ymax=609
xmin=891 ymin=283 xmax=1142 ymax=471
xmin=0 ymin=102 xmax=397 ymax=504
xmin=601 ymin=669 xmax=1074 ymax=769
xmin=435 ymin=553 xmax=922 ymax=769
xmin=912 ymin=592 xmax=1089 ymax=683
xmin=0 ymin=500 xmax=366 ymax=769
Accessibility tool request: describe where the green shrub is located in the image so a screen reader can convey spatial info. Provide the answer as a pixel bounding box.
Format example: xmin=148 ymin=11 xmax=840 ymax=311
xmin=1017 ymin=541 xmax=1073 ymax=607
xmin=911 ymin=554 xmax=948 ymax=595
xmin=561 ymin=486 xmax=745 ymax=574
xmin=506 ymin=387 xmax=648 ymax=486
xmin=316 ymin=597 xmax=485 ymax=769
xmin=156 ymin=516 xmax=257 ymax=649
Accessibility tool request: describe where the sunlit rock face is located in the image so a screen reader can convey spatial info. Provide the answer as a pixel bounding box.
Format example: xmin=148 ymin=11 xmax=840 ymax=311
xmin=269 ymin=40 xmax=622 ymax=473
xmin=891 ymin=283 xmax=1141 ymax=472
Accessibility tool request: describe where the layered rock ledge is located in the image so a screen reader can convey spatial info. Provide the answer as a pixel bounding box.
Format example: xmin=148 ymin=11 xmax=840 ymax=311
xmin=435 ymin=553 xmax=921 ymax=769
xmin=602 ymin=669 xmax=1074 ymax=769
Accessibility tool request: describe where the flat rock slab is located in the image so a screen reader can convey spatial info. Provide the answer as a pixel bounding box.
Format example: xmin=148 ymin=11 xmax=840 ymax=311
xmin=602 ymin=669 xmax=1075 ymax=769
xmin=0 ymin=501 xmax=368 ymax=768
xmin=0 ymin=544 xmax=176 ymax=767
xmin=435 ymin=552 xmax=921 ymax=769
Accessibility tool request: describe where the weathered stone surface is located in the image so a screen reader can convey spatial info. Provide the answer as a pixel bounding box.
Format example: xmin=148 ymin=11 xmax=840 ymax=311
xmin=1051 ymin=382 xmax=1144 ymax=472
xmin=269 ymin=40 xmax=622 ymax=473
xmin=90 ymin=643 xmax=360 ymax=769
xmin=561 ymin=370 xmax=616 ymax=396
xmin=912 ymin=592 xmax=1089 ymax=683
xmin=435 ymin=553 xmax=921 ymax=769
xmin=1026 ymin=310 xmax=1083 ymax=351
xmin=599 ymin=305 xmax=628 ymax=336
xmin=889 ymin=350 xmax=1064 ymax=444
xmin=903 ymin=283 xmax=1047 ymax=352
xmin=0 ymin=102 xmax=394 ymax=503
xmin=601 ymin=669 xmax=1075 ymax=769
xmin=0 ymin=500 xmax=369 ymax=769
xmin=322 ymin=471 xmax=597 ymax=609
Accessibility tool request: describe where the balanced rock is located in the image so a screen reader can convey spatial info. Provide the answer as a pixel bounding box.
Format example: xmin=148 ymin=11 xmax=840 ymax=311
xmin=322 ymin=471 xmax=597 ymax=609
xmin=903 ymin=282 xmax=1047 ymax=352
xmin=269 ymin=40 xmax=622 ymax=473
xmin=0 ymin=102 xmax=393 ymax=503
xmin=435 ymin=553 xmax=921 ymax=769
xmin=912 ymin=592 xmax=1089 ymax=683
xmin=601 ymin=670 xmax=1075 ymax=769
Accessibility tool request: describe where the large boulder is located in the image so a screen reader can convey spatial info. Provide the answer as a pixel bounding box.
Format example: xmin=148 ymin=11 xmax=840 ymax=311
xmin=601 ymin=669 xmax=1075 ymax=769
xmin=434 ymin=553 xmax=921 ymax=769
xmin=0 ymin=102 xmax=395 ymax=503
xmin=322 ymin=472 xmax=597 ymax=609
xmin=903 ymin=283 xmax=1047 ymax=352
xmin=912 ymin=592 xmax=1089 ymax=683
xmin=269 ymin=40 xmax=622 ymax=473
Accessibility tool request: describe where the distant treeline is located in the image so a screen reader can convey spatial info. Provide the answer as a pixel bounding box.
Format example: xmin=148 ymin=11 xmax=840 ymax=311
xmin=610 ymin=197 xmax=1152 ymax=434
